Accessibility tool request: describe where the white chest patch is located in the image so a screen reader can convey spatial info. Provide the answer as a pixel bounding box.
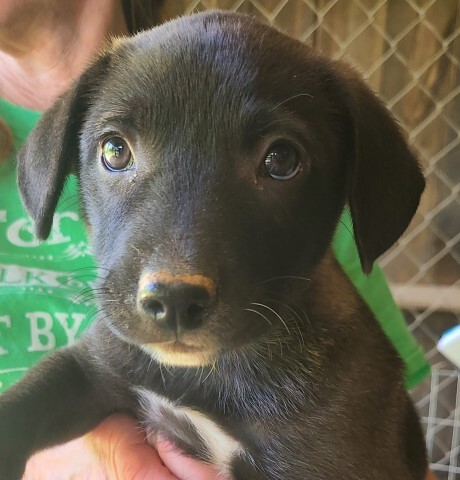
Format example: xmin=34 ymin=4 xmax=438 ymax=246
xmin=135 ymin=387 xmax=244 ymax=476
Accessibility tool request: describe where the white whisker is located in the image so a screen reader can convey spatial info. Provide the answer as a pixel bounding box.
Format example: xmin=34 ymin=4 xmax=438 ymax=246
xmin=159 ymin=363 xmax=166 ymax=389
xmin=261 ymin=275 xmax=310 ymax=284
xmin=250 ymin=302 xmax=290 ymax=335
xmin=275 ymin=302 xmax=305 ymax=352
xmin=244 ymin=308 xmax=272 ymax=325
xmin=269 ymin=93 xmax=314 ymax=111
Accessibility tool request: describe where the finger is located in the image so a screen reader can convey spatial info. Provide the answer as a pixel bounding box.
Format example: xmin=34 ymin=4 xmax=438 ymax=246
xmin=86 ymin=415 xmax=179 ymax=480
xmin=156 ymin=437 xmax=225 ymax=480
xmin=110 ymin=440 xmax=179 ymax=480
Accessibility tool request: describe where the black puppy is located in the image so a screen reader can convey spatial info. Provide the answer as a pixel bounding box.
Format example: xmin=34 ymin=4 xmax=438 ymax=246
xmin=1 ymin=11 xmax=427 ymax=479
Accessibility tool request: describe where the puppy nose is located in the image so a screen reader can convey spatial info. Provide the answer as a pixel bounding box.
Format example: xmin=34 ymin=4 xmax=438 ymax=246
xmin=138 ymin=273 xmax=215 ymax=332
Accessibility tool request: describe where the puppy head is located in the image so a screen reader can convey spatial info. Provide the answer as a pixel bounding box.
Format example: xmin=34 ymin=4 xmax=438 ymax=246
xmin=18 ymin=11 xmax=424 ymax=366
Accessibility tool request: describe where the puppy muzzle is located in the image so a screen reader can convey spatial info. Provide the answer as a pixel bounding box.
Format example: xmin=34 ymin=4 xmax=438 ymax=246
xmin=137 ymin=272 xmax=216 ymax=335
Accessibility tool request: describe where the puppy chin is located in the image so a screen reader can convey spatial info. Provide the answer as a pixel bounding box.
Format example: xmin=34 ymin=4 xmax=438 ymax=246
xmin=141 ymin=343 xmax=217 ymax=367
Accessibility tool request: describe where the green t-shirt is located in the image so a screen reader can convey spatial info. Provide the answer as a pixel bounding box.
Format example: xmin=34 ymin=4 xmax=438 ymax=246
xmin=0 ymin=99 xmax=429 ymax=392
xmin=0 ymin=100 xmax=96 ymax=391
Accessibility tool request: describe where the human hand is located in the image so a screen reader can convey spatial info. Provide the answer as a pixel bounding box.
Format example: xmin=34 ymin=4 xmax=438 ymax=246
xmin=23 ymin=414 xmax=223 ymax=479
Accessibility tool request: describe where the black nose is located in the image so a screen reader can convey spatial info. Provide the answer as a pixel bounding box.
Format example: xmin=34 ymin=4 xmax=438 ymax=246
xmin=138 ymin=273 xmax=215 ymax=332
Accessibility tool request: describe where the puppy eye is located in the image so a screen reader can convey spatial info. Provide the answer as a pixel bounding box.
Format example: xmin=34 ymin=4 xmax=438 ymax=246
xmin=263 ymin=143 xmax=301 ymax=180
xmin=101 ymin=136 xmax=134 ymax=171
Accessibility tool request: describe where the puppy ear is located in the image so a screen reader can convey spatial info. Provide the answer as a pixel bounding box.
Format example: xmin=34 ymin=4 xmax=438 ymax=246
xmin=17 ymin=54 xmax=110 ymax=240
xmin=340 ymin=66 xmax=425 ymax=274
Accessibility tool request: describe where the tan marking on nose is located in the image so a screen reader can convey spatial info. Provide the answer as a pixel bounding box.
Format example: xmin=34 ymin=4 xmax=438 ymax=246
xmin=139 ymin=272 xmax=216 ymax=297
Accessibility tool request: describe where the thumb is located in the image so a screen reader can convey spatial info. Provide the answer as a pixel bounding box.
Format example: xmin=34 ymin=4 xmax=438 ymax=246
xmin=87 ymin=414 xmax=179 ymax=480
xmin=156 ymin=437 xmax=226 ymax=480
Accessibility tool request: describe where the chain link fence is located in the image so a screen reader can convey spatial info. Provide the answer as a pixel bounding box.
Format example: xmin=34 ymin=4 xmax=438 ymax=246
xmin=156 ymin=0 xmax=460 ymax=476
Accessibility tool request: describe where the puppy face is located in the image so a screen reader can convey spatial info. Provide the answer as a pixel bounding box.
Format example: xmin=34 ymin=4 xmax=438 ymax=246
xmin=18 ymin=12 xmax=424 ymax=366
xmin=77 ymin=17 xmax=349 ymax=365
